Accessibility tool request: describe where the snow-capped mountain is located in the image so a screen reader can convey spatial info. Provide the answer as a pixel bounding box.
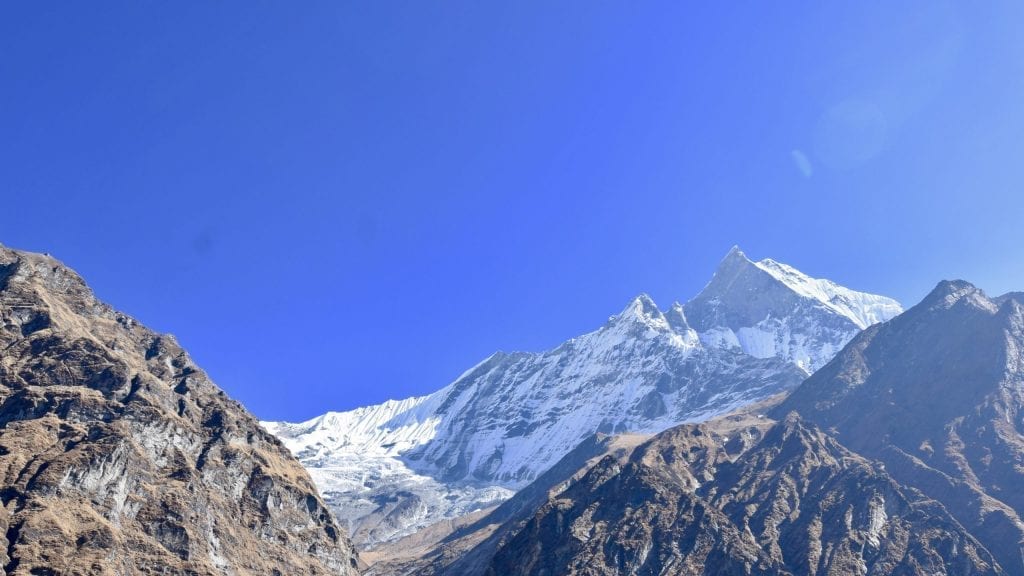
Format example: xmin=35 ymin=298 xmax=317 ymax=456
xmin=263 ymin=247 xmax=902 ymax=547
xmin=686 ymin=246 xmax=902 ymax=371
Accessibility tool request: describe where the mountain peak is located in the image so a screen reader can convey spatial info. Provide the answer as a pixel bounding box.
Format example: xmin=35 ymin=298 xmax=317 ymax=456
xmin=773 ymin=276 xmax=1024 ymax=572
xmin=714 ymin=244 xmax=756 ymax=274
xmin=684 ymin=250 xmax=901 ymax=372
xmin=724 ymin=244 xmax=748 ymax=260
xmin=917 ymin=279 xmax=994 ymax=312
xmin=616 ymin=293 xmax=664 ymax=323
xmin=688 ymin=249 xmax=901 ymax=331
xmin=665 ymin=301 xmax=691 ymax=332
xmin=270 ymin=247 xmax=903 ymax=549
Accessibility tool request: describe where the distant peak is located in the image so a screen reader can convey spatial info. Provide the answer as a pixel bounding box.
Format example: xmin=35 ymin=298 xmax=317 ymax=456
xmin=612 ymin=294 xmax=669 ymax=328
xmin=620 ymin=293 xmax=661 ymax=317
xmin=996 ymin=291 xmax=1024 ymax=302
xmin=717 ymin=245 xmax=754 ymax=270
xmin=934 ymin=279 xmax=977 ymax=294
xmin=665 ymin=301 xmax=691 ymax=332
xmin=701 ymin=246 xmax=758 ymax=287
xmin=995 ymin=291 xmax=1024 ymax=309
xmin=634 ymin=292 xmax=658 ymax=308
xmin=687 ymin=249 xmax=902 ymax=332
xmin=919 ymin=280 xmax=993 ymax=313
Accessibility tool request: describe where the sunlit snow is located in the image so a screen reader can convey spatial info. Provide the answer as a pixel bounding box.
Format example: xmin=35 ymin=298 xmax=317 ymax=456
xmin=263 ymin=250 xmax=902 ymax=546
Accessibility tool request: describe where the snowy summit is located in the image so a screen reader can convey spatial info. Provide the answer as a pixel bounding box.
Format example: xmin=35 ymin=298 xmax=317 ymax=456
xmin=263 ymin=247 xmax=902 ymax=547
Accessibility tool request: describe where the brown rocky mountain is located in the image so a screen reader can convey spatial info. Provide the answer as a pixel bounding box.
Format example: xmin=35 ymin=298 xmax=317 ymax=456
xmin=774 ymin=280 xmax=1024 ymax=573
xmin=483 ymin=413 xmax=999 ymax=575
xmin=415 ymin=280 xmax=1024 ymax=576
xmin=0 ymin=245 xmax=360 ymax=575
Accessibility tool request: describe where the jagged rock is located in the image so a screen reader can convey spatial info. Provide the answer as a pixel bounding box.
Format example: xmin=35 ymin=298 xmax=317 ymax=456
xmin=0 ymin=246 xmax=360 ymax=575
xmin=775 ymin=280 xmax=1024 ymax=573
xmin=483 ymin=413 xmax=1000 ymax=576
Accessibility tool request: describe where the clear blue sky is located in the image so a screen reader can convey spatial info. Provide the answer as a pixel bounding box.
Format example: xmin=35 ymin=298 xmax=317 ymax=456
xmin=4 ymin=3 xmax=1024 ymax=421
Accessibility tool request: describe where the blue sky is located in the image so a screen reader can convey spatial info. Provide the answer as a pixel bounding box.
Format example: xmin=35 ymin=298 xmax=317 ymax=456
xmin=3 ymin=2 xmax=1024 ymax=420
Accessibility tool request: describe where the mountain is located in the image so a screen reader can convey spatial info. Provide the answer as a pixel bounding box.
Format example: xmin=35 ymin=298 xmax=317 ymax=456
xmin=484 ymin=412 xmax=999 ymax=576
xmin=374 ymin=400 xmax=773 ymax=576
xmin=0 ymin=246 xmax=360 ymax=575
xmin=265 ymin=247 xmax=902 ymax=549
xmin=686 ymin=246 xmax=901 ymax=372
xmin=774 ymin=280 xmax=1024 ymax=573
xmin=464 ymin=280 xmax=1024 ymax=575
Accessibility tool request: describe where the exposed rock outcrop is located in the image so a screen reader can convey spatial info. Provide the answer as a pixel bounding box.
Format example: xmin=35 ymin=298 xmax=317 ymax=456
xmin=484 ymin=414 xmax=1000 ymax=575
xmin=775 ymin=280 xmax=1024 ymax=573
xmin=0 ymin=246 xmax=360 ymax=575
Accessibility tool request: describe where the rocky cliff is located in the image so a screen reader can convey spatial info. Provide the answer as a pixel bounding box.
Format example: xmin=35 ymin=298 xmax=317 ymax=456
xmin=775 ymin=280 xmax=1024 ymax=573
xmin=0 ymin=246 xmax=360 ymax=575
xmin=483 ymin=413 xmax=1000 ymax=575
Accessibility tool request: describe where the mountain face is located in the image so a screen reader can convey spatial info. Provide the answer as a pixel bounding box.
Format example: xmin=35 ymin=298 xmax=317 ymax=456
xmin=774 ymin=280 xmax=1024 ymax=573
xmin=363 ymin=431 xmax=651 ymax=576
xmin=265 ymin=248 xmax=901 ymax=548
xmin=467 ymin=281 xmax=1024 ymax=576
xmin=686 ymin=247 xmax=901 ymax=372
xmin=484 ymin=413 xmax=1000 ymax=576
xmin=0 ymin=246 xmax=360 ymax=575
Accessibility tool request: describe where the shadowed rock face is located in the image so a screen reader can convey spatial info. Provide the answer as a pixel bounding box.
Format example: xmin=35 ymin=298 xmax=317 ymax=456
xmin=0 ymin=246 xmax=360 ymax=575
xmin=482 ymin=415 xmax=1001 ymax=576
xmin=775 ymin=280 xmax=1024 ymax=574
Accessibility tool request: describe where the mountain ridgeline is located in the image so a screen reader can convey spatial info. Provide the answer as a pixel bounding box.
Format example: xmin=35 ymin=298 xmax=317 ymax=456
xmin=3 ymin=241 xmax=1020 ymax=576
xmin=462 ymin=281 xmax=1024 ymax=576
xmin=265 ymin=247 xmax=903 ymax=547
xmin=0 ymin=246 xmax=360 ymax=575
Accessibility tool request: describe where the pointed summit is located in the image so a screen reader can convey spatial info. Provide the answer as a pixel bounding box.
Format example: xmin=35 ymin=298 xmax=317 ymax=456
xmin=687 ymin=248 xmax=901 ymax=332
xmin=665 ymin=301 xmax=692 ymax=333
xmin=723 ymin=244 xmax=748 ymax=261
xmin=614 ymin=293 xmax=665 ymax=324
xmin=714 ymin=245 xmax=756 ymax=275
xmin=916 ymin=279 xmax=994 ymax=313
xmin=684 ymin=248 xmax=901 ymax=372
xmin=269 ymin=246 xmax=902 ymax=547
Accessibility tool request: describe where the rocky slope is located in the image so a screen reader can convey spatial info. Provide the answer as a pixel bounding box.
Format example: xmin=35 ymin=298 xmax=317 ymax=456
xmin=775 ymin=280 xmax=1024 ymax=573
xmin=0 ymin=245 xmax=360 ymax=575
xmin=265 ymin=247 xmax=902 ymax=548
xmin=458 ymin=281 xmax=1024 ymax=575
xmin=485 ymin=413 xmax=999 ymax=576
